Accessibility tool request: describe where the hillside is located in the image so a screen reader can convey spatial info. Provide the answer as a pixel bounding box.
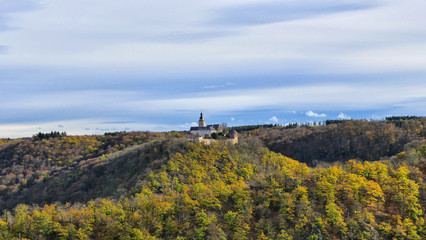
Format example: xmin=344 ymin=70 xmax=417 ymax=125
xmin=0 ymin=141 xmax=425 ymax=239
xmin=0 ymin=138 xmax=188 ymax=210
xmin=0 ymin=131 xmax=182 ymax=209
xmin=0 ymin=117 xmax=424 ymax=239
xmin=242 ymin=118 xmax=425 ymax=166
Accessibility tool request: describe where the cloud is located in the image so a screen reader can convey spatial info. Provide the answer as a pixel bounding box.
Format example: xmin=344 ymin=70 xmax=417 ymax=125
xmin=1 ymin=0 xmax=426 ymax=75
xmin=101 ymin=121 xmax=135 ymax=124
xmin=57 ymin=124 xmax=64 ymax=128
xmin=0 ymin=0 xmax=425 ymax=138
xmin=0 ymin=46 xmax=8 ymax=54
xmin=0 ymin=0 xmax=39 ymax=14
xmin=0 ymin=0 xmax=40 ymax=31
xmin=269 ymin=116 xmax=279 ymax=123
xmin=1 ymin=82 xmax=424 ymax=127
xmin=180 ymin=122 xmax=197 ymax=128
xmin=202 ymin=82 xmax=237 ymax=90
xmin=141 ymin=30 xmax=236 ymax=44
xmin=306 ymin=110 xmax=326 ymax=118
xmin=212 ymin=0 xmax=376 ymax=26
xmin=231 ymin=117 xmax=235 ymax=121
xmin=337 ymin=113 xmax=351 ymax=119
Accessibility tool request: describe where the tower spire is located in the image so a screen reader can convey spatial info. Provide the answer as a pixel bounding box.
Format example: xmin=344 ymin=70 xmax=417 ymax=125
xmin=198 ymin=112 xmax=206 ymax=127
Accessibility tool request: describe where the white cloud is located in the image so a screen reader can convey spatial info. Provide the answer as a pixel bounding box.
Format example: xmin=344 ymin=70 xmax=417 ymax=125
xmin=269 ymin=116 xmax=279 ymax=123
xmin=2 ymin=82 xmax=424 ymax=126
xmin=180 ymin=122 xmax=198 ymax=128
xmin=1 ymin=0 xmax=426 ymax=74
xmin=0 ymin=0 xmax=425 ymax=137
xmin=203 ymin=85 xmax=217 ymax=89
xmin=306 ymin=110 xmax=326 ymax=118
xmin=337 ymin=113 xmax=351 ymax=119
xmin=231 ymin=117 xmax=235 ymax=121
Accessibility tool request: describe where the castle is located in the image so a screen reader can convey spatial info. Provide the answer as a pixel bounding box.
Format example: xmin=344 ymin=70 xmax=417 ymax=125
xmin=190 ymin=113 xmax=223 ymax=137
xmin=188 ymin=113 xmax=238 ymax=144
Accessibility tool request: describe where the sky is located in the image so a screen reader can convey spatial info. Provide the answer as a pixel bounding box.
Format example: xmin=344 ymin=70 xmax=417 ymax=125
xmin=0 ymin=0 xmax=425 ymax=138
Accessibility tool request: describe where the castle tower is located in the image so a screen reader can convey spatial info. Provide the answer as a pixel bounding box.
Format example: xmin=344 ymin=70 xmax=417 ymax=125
xmin=198 ymin=112 xmax=206 ymax=127
xmin=229 ymin=130 xmax=238 ymax=139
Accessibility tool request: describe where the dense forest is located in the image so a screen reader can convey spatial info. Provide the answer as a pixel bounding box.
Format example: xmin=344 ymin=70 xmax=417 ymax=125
xmin=246 ymin=118 xmax=425 ymax=166
xmin=0 ymin=131 xmax=182 ymax=209
xmin=0 ymin=117 xmax=424 ymax=239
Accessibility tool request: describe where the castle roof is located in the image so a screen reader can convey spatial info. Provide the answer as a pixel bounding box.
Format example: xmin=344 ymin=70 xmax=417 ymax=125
xmin=190 ymin=124 xmax=222 ymax=131
xmin=190 ymin=126 xmax=215 ymax=131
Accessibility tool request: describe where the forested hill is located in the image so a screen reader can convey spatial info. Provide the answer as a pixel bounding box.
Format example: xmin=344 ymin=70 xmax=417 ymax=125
xmin=0 ymin=140 xmax=425 ymax=239
xmin=243 ymin=117 xmax=426 ymax=166
xmin=0 ymin=117 xmax=424 ymax=239
xmin=0 ymin=131 xmax=184 ymax=209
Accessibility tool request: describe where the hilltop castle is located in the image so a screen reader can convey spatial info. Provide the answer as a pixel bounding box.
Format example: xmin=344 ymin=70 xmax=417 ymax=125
xmin=188 ymin=113 xmax=238 ymax=145
xmin=190 ymin=113 xmax=223 ymax=137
